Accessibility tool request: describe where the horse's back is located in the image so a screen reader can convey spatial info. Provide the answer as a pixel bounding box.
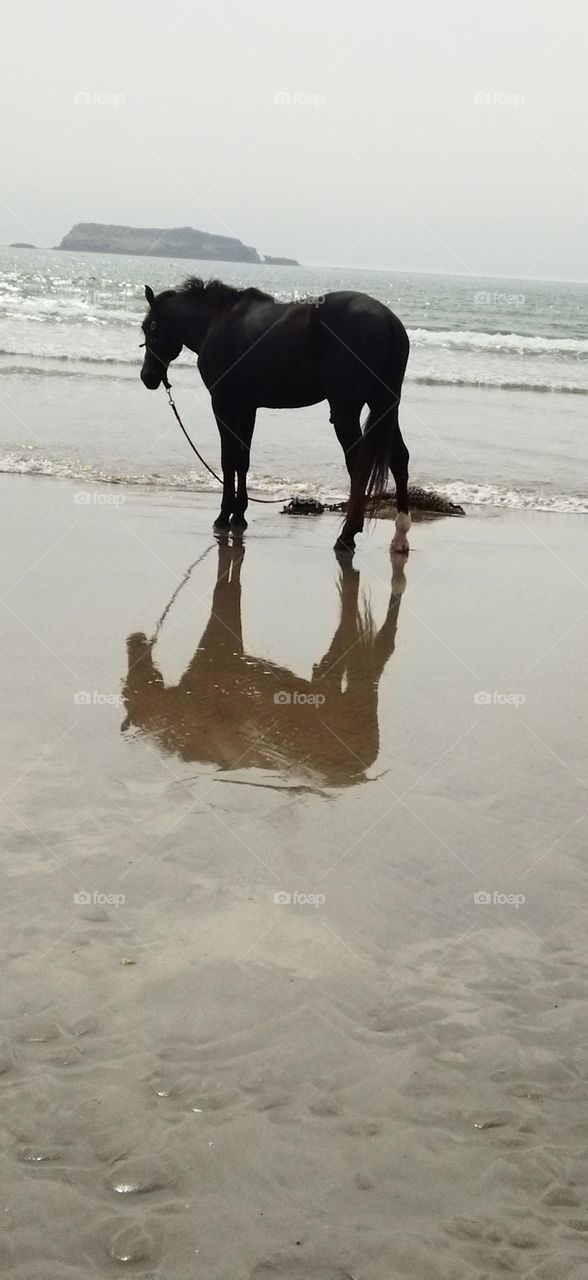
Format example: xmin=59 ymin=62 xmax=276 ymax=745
xmin=317 ymin=291 xmax=409 ymax=394
xmin=319 ymin=290 xmax=408 ymax=344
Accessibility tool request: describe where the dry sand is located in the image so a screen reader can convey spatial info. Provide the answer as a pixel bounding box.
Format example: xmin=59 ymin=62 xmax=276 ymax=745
xmin=1 ymin=474 xmax=587 ymax=1278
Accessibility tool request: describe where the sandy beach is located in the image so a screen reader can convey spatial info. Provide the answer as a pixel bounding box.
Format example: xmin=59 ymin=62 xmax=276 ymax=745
xmin=1 ymin=473 xmax=588 ymax=1278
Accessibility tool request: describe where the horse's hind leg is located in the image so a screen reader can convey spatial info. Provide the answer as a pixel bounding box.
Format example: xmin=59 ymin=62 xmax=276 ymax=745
xmin=330 ymin=401 xmax=363 ymax=481
xmin=390 ymin=422 xmax=410 ymax=553
xmin=330 ymin=402 xmax=365 ymax=552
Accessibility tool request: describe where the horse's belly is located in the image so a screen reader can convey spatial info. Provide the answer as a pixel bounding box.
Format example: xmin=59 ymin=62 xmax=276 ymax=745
xmin=259 ymin=373 xmax=324 ymax=409
xmin=262 ymin=392 xmax=323 ymax=409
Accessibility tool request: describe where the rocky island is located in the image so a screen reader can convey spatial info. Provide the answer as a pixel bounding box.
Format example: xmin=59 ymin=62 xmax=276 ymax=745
xmin=56 ymin=223 xmax=298 ymax=266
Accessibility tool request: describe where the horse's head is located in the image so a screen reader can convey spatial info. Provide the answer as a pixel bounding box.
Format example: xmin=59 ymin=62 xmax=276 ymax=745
xmin=140 ymin=285 xmax=183 ymax=390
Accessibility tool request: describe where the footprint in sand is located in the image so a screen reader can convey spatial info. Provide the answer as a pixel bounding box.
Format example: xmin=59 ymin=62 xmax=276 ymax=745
xmin=250 ymin=1263 xmax=354 ymax=1280
xmin=310 ymin=1097 xmax=340 ymax=1118
xmin=89 ymin=1216 xmax=161 ymax=1270
xmin=340 ymin=1120 xmax=380 ymax=1137
xmin=543 ymin=1185 xmax=581 ymax=1207
xmin=106 ymin=1159 xmax=173 ymax=1196
xmin=16 ymin=1021 xmax=62 ymax=1044
xmin=445 ymin=1216 xmax=541 ymax=1249
xmin=19 ymin=1147 xmax=62 ymax=1166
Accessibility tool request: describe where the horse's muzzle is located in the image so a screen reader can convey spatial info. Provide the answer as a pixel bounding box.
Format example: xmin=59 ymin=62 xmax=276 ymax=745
xmin=140 ymin=366 xmax=163 ymax=390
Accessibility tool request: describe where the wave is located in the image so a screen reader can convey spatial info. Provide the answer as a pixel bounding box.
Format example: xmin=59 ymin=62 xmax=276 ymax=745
xmin=0 ymin=452 xmax=302 ymax=495
xmin=412 ymin=374 xmax=588 ymax=395
xmin=1 ymin=453 xmax=587 ymax=514
xmin=429 ymin=481 xmax=588 ymax=515
xmin=0 ymin=346 xmax=185 ymax=369
xmin=408 ymin=327 xmax=588 ymax=357
xmin=0 ymin=297 xmax=140 ymax=327
xmin=0 ymin=361 xmax=134 ymax=382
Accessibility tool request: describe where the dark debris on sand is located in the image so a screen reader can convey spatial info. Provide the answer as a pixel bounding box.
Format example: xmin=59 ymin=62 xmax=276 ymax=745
xmin=282 ymin=489 xmax=466 ymax=518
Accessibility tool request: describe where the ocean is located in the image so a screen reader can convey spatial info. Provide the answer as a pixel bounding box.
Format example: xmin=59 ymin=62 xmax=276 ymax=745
xmin=0 ymin=247 xmax=586 ymax=512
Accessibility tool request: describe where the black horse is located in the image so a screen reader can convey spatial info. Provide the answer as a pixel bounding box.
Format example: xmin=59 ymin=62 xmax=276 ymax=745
xmin=140 ymin=279 xmax=411 ymax=553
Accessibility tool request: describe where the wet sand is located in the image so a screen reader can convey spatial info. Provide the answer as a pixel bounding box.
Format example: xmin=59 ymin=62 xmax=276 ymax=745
xmin=1 ymin=474 xmax=588 ymax=1278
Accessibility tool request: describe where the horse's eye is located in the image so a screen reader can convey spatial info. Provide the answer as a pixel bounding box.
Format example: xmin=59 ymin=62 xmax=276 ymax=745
xmin=150 ymin=320 xmax=156 ymax=332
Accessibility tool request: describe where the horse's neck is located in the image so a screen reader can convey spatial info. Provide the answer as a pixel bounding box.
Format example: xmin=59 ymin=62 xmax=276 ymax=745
xmin=176 ymin=295 xmax=214 ymax=353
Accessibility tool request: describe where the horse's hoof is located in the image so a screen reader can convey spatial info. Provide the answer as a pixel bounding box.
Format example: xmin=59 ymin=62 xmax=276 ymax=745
xmin=229 ymin=515 xmax=248 ymax=530
xmin=213 ymin=516 xmax=230 ymax=532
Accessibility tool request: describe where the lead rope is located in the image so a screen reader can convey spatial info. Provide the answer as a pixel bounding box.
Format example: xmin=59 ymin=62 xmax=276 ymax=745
xmin=149 ymin=542 xmax=216 ymax=646
xmin=163 ymin=380 xmax=286 ymax=504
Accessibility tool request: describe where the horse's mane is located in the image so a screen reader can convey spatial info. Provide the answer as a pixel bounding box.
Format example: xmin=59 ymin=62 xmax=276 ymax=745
xmin=178 ymin=277 xmax=275 ymax=306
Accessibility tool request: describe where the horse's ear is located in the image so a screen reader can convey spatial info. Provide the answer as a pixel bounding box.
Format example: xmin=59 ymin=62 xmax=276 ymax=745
xmin=145 ymin=285 xmax=156 ymax=308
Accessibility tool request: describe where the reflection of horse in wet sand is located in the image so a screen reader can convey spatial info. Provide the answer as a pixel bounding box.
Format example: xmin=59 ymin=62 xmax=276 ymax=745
xmin=122 ymin=544 xmax=405 ymax=787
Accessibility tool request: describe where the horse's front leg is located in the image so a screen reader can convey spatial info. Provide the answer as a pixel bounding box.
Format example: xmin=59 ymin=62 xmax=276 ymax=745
xmin=212 ymin=402 xmax=237 ymax=531
xmin=231 ymin=408 xmax=256 ymax=530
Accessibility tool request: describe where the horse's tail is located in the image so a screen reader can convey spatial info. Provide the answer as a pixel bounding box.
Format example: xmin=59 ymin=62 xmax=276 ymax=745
xmin=344 ymin=312 xmax=410 ymax=534
xmin=344 ymin=394 xmax=400 ymax=531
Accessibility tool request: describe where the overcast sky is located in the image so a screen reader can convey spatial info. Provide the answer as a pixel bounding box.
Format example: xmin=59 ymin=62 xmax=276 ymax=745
xmin=1 ymin=0 xmax=587 ymax=279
